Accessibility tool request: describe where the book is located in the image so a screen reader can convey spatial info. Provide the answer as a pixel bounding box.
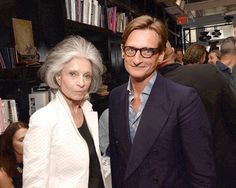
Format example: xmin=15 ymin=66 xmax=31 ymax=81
xmin=0 ymin=98 xmax=4 ymax=134
xmin=83 ymin=0 xmax=89 ymax=24
xmin=0 ymin=47 xmax=11 ymax=69
xmin=12 ymin=18 xmax=37 ymax=64
xmin=1 ymin=99 xmax=18 ymax=132
xmin=29 ymin=91 xmax=50 ymax=115
xmin=0 ymin=51 xmax=6 ymax=69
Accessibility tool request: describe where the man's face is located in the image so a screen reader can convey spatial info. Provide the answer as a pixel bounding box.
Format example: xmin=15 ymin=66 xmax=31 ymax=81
xmin=121 ymin=29 xmax=164 ymax=82
xmin=175 ymin=51 xmax=183 ymax=63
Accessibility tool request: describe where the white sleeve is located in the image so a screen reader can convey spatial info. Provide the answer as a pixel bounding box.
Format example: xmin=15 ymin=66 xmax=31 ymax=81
xmin=23 ymin=109 xmax=53 ymax=188
xmin=98 ymin=109 xmax=109 ymax=155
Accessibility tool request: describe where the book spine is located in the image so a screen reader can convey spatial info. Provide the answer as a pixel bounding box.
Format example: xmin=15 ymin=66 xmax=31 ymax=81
xmin=0 ymin=98 xmax=4 ymax=134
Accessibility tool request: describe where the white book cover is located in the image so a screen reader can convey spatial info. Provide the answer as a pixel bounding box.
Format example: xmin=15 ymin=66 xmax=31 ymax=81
xmin=65 ymin=0 xmax=70 ymax=19
xmin=93 ymin=0 xmax=99 ymax=26
xmin=88 ymin=0 xmax=92 ymax=24
xmin=9 ymin=99 xmax=18 ymax=123
xmin=83 ymin=0 xmax=89 ymax=24
xmin=1 ymin=99 xmax=18 ymax=132
xmin=29 ymin=91 xmax=49 ymax=116
xmin=1 ymin=100 xmax=10 ymax=131
xmin=70 ymin=0 xmax=76 ymax=21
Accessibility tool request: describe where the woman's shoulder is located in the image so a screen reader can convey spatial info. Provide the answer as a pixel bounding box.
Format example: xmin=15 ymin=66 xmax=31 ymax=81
xmin=0 ymin=168 xmax=13 ymax=188
xmin=30 ymin=100 xmax=58 ymax=120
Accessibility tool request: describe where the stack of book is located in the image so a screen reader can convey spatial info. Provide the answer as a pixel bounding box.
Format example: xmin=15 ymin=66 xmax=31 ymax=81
xmin=29 ymin=84 xmax=55 ymax=116
xmin=65 ymin=0 xmax=105 ymax=27
xmin=0 ymin=98 xmax=18 ymax=134
xmin=0 ymin=47 xmax=18 ymax=69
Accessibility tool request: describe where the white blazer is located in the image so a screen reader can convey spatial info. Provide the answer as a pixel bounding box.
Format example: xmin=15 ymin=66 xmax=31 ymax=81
xmin=23 ymin=91 xmax=106 ymax=188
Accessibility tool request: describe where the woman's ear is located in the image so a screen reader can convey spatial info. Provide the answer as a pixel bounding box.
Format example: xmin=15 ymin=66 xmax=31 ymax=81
xmin=55 ymin=74 xmax=61 ymax=86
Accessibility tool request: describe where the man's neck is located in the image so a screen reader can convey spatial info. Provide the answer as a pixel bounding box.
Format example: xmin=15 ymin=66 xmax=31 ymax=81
xmin=221 ymin=55 xmax=236 ymax=71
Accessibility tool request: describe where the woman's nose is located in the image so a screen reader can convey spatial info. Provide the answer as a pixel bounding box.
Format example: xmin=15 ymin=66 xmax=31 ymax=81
xmin=77 ymin=75 xmax=85 ymax=87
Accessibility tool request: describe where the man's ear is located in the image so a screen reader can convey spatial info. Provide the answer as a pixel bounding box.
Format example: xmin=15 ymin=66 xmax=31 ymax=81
xmin=157 ymin=51 xmax=165 ymax=62
xmin=121 ymin=45 xmax=125 ymax=59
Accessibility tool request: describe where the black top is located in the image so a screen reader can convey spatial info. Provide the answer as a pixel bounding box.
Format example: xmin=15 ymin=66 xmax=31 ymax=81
xmin=78 ymin=119 xmax=104 ymax=188
xmin=12 ymin=163 xmax=23 ymax=188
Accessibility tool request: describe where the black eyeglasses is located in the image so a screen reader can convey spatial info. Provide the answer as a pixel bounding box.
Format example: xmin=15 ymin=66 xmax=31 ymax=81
xmin=123 ymin=46 xmax=159 ymax=58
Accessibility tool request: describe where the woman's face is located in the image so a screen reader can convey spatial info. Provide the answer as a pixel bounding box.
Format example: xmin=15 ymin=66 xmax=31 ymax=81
xmin=12 ymin=128 xmax=28 ymax=157
xmin=56 ymin=57 xmax=92 ymax=103
xmin=208 ymin=52 xmax=219 ymax=65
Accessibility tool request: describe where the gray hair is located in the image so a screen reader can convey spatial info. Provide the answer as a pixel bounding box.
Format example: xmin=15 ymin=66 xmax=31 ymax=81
xmin=220 ymin=36 xmax=236 ymax=56
xmin=39 ymin=35 xmax=104 ymax=93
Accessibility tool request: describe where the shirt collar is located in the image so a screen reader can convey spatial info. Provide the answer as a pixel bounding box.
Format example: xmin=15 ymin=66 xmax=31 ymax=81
xmin=127 ymin=71 xmax=157 ymax=95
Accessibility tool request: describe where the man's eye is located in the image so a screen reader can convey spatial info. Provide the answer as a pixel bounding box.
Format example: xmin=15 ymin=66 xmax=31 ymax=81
xmin=143 ymin=48 xmax=152 ymax=53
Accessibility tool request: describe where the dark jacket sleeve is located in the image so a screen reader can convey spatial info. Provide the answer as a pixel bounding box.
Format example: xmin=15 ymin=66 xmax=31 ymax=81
xmin=179 ymin=88 xmax=216 ymax=187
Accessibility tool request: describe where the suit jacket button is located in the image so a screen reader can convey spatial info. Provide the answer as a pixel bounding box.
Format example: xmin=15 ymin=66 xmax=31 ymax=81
xmin=153 ymin=176 xmax=159 ymax=184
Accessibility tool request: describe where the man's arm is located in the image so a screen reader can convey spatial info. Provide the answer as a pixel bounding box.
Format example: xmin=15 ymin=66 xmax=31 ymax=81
xmin=179 ymin=88 xmax=216 ymax=188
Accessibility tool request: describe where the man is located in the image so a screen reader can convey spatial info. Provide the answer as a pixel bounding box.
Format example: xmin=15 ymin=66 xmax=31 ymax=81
xmin=174 ymin=47 xmax=184 ymax=65
xmin=158 ymin=41 xmax=236 ymax=188
xmin=216 ymin=36 xmax=236 ymax=91
xmin=109 ymin=15 xmax=216 ymax=188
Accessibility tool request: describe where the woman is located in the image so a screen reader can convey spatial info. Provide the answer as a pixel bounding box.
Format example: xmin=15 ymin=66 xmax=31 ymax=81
xmin=208 ymin=49 xmax=220 ymax=65
xmin=23 ymin=36 xmax=106 ymax=188
xmin=0 ymin=122 xmax=28 ymax=188
xmin=184 ymin=43 xmax=207 ymax=64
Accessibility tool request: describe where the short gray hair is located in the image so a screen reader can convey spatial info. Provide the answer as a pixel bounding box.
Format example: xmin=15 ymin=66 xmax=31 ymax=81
xmin=220 ymin=36 xmax=236 ymax=56
xmin=39 ymin=35 xmax=104 ymax=93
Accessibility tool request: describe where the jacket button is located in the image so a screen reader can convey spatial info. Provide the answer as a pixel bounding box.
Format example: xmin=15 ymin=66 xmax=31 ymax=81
xmin=153 ymin=176 xmax=159 ymax=184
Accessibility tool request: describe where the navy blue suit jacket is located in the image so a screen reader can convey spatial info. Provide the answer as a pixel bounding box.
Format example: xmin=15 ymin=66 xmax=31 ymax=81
xmin=109 ymin=72 xmax=216 ymax=188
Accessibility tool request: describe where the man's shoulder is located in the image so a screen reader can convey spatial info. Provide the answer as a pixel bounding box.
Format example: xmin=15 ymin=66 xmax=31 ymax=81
xmin=158 ymin=72 xmax=197 ymax=95
xmin=110 ymin=83 xmax=128 ymax=95
xmin=216 ymin=61 xmax=229 ymax=71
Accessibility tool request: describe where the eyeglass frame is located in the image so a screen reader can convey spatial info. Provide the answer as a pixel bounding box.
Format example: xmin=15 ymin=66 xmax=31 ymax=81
xmin=122 ymin=46 xmax=160 ymax=58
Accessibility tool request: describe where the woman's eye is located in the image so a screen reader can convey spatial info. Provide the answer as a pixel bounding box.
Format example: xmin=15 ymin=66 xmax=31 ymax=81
xmin=69 ymin=72 xmax=76 ymax=76
xmin=19 ymin=138 xmax=24 ymax=142
xmin=84 ymin=74 xmax=92 ymax=80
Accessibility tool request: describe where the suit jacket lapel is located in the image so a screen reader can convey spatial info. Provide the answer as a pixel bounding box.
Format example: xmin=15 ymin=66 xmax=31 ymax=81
xmin=112 ymin=85 xmax=132 ymax=163
xmin=124 ymin=73 xmax=173 ymax=180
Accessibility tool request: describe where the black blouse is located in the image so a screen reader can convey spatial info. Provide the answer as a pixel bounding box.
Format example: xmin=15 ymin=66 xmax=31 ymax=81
xmin=78 ymin=119 xmax=104 ymax=188
xmin=12 ymin=163 xmax=23 ymax=188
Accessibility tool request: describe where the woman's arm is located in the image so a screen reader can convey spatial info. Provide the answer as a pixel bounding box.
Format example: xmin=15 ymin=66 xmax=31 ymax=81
xmin=23 ymin=109 xmax=54 ymax=188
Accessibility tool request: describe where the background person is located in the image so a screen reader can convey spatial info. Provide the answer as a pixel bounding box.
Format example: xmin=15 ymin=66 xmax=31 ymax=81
xmin=184 ymin=43 xmax=207 ymax=64
xmin=109 ymin=15 xmax=216 ymax=188
xmin=0 ymin=121 xmax=28 ymax=188
xmin=99 ymin=108 xmax=109 ymax=156
xmin=23 ymin=36 xmax=106 ymax=188
xmin=216 ymin=36 xmax=236 ymax=92
xmin=208 ymin=49 xmax=221 ymax=65
xmin=158 ymin=41 xmax=236 ymax=188
xmin=174 ymin=47 xmax=184 ymax=65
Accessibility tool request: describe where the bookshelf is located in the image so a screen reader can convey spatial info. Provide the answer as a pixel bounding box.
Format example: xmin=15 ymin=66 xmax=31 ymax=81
xmin=0 ymin=0 xmax=180 ymax=124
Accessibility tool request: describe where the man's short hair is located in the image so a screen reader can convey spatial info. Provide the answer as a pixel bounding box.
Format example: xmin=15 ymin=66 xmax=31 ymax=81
xmin=220 ymin=36 xmax=236 ymax=56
